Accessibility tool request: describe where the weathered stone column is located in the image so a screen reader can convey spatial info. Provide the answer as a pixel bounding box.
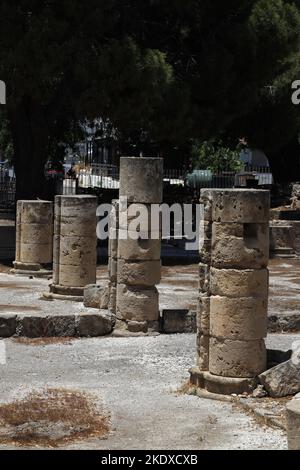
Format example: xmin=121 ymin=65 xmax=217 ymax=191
xmin=287 ymin=393 xmax=300 ymax=450
xmin=116 ymin=157 xmax=163 ymax=333
xmin=13 ymin=200 xmax=53 ymax=276
xmin=191 ymin=189 xmax=270 ymax=395
xmin=45 ymin=195 xmax=97 ymax=301
xmin=108 ymin=200 xmax=119 ymax=315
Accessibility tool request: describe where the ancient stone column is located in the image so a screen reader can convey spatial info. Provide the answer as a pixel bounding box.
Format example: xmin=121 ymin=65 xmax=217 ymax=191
xmin=108 ymin=200 xmax=119 ymax=315
xmin=45 ymin=195 xmax=97 ymax=300
xmin=191 ymin=189 xmax=270 ymax=395
xmin=13 ymin=200 xmax=53 ymax=276
xmin=116 ymin=157 xmax=163 ymax=333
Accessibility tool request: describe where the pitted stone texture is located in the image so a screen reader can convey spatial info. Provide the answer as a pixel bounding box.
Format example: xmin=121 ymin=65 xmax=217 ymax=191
xmin=198 ymin=263 xmax=210 ymax=293
xmin=118 ymin=237 xmax=161 ymax=261
xmin=59 ymin=235 xmax=97 ymax=266
xmin=83 ymin=284 xmax=105 ymax=308
xmin=211 ymin=189 xmax=270 ymax=223
xmin=210 ymin=267 xmax=268 ymax=298
xmin=76 ymin=311 xmax=115 ymax=336
xmin=209 ymin=337 xmax=266 ymax=378
xmin=119 ymin=203 xmax=161 ymax=232
xmin=53 ymin=195 xmax=97 ymax=289
xmin=161 ymin=309 xmax=196 ymax=334
xmin=127 ymin=320 xmax=148 ymax=333
xmin=0 ymin=314 xmax=16 ymax=337
xmin=116 ymin=284 xmax=159 ymax=322
xmin=211 ymin=225 xmax=269 ymax=269
xmin=16 ymin=314 xmax=75 ymax=337
xmin=108 ymin=257 xmax=118 ymax=282
xmin=117 ymin=259 xmax=161 ymax=286
xmin=197 ymin=295 xmax=210 ymax=335
xmin=16 ymin=200 xmax=53 ymax=225
xmin=100 ymin=285 xmax=110 ymax=309
xmin=200 ymin=189 xmax=214 ymax=222
xmin=16 ymin=223 xmax=53 ymax=245
xmin=210 ymin=296 xmax=267 ymax=340
xmin=287 ymin=394 xmax=300 ymax=450
xmin=55 ymin=194 xmax=97 ymax=219
xmin=119 ymin=157 xmax=163 ymax=203
xmin=55 ymin=263 xmax=96 ymax=288
xmin=259 ymin=360 xmax=300 ymax=397
xmin=108 ymin=285 xmax=117 ymax=315
xmin=19 ymin=242 xmax=52 ymax=264
xmin=15 ymin=200 xmax=53 ymax=266
xmin=291 ymin=183 xmax=300 ymax=210
xmin=197 ymin=334 xmax=209 ymax=371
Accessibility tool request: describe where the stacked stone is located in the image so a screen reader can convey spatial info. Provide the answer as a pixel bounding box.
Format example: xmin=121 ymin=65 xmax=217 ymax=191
xmin=116 ymin=157 xmax=163 ymax=333
xmin=46 ymin=195 xmax=97 ymax=300
xmin=193 ymin=189 xmax=270 ymax=395
xmin=108 ymin=200 xmax=119 ymax=315
xmin=13 ymin=200 xmax=53 ymax=276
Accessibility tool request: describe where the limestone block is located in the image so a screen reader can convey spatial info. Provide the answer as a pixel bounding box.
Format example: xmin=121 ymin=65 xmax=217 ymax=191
xmin=108 ymin=257 xmax=118 ymax=282
xmin=127 ymin=320 xmax=148 ymax=333
xmin=118 ymin=203 xmax=161 ymax=232
xmin=59 ymin=235 xmax=97 ymax=266
xmin=197 ymin=334 xmax=209 ymax=371
xmin=100 ymin=285 xmax=110 ymax=309
xmin=210 ymin=296 xmax=267 ymax=340
xmin=199 ymin=263 xmax=210 ymax=293
xmin=161 ymin=309 xmax=196 ymax=334
xmin=286 ymin=394 xmax=300 ymax=450
xmin=259 ymin=360 xmax=300 ymax=397
xmin=55 ymin=194 xmax=97 ymax=219
xmin=108 ymin=285 xmax=117 ymax=314
xmin=76 ymin=311 xmax=115 ymax=337
xmin=108 ymin=229 xmax=118 ymax=258
xmin=83 ymin=284 xmax=105 ymax=308
xmin=16 ymin=223 xmax=53 ymax=245
xmin=116 ymin=284 xmax=159 ymax=322
xmin=117 ymin=259 xmax=161 ymax=286
xmin=54 ymin=216 xmax=96 ymax=237
xmin=209 ymin=337 xmax=266 ymax=378
xmin=211 ymin=189 xmax=270 ymax=223
xmin=119 ymin=157 xmax=163 ymax=203
xmin=211 ymin=226 xmax=269 ymax=269
xmin=118 ymin=237 xmax=161 ymax=261
xmin=17 ymin=200 xmax=53 ymax=225
xmin=56 ymin=262 xmax=96 ymax=287
xmin=197 ymin=295 xmax=210 ymax=335
xmin=210 ymin=267 xmax=268 ymax=298
xmin=19 ymin=242 xmax=52 ymax=264
xmin=199 ymin=239 xmax=211 ymax=264
xmin=200 ymin=189 xmax=214 ymax=222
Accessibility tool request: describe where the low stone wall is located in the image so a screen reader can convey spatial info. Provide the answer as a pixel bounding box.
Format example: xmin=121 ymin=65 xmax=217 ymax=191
xmin=270 ymin=220 xmax=300 ymax=257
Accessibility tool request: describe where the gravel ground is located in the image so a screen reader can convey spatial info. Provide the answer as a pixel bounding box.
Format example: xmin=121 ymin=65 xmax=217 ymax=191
xmin=0 ymin=333 xmax=296 ymax=450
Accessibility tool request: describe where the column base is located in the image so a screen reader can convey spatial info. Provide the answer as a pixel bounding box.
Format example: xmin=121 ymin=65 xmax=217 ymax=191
xmin=189 ymin=366 xmax=257 ymax=396
xmin=11 ymin=261 xmax=53 ymax=278
xmin=42 ymin=284 xmax=84 ymax=301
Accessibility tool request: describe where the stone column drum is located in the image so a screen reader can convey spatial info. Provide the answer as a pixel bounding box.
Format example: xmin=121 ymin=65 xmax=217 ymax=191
xmin=116 ymin=157 xmax=163 ymax=333
xmin=13 ymin=200 xmax=53 ymax=276
xmin=108 ymin=200 xmax=119 ymax=315
xmin=190 ymin=189 xmax=270 ymax=395
xmin=46 ymin=195 xmax=97 ymax=300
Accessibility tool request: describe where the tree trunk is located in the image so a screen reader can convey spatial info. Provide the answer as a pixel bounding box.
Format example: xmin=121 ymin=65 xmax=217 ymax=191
xmin=268 ymin=134 xmax=300 ymax=184
xmin=9 ymin=98 xmax=52 ymax=201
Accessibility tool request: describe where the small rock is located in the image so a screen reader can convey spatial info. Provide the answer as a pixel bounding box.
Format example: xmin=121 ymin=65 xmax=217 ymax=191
xmin=83 ymin=284 xmax=105 ymax=309
xmin=76 ymin=311 xmax=115 ymax=337
xmin=252 ymin=384 xmax=267 ymax=398
xmin=259 ymin=359 xmax=300 ymax=397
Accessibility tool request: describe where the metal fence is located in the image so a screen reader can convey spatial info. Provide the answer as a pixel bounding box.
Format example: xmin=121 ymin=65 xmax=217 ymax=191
xmin=0 ymin=169 xmax=16 ymax=208
xmin=76 ymin=163 xmax=273 ymax=191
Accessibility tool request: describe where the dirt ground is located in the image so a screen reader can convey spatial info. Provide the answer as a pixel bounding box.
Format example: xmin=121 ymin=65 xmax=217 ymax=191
xmin=0 ymin=260 xmax=298 ymax=449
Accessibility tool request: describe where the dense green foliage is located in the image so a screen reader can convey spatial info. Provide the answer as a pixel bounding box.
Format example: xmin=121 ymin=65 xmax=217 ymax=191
xmin=0 ymin=1 xmax=300 ymax=196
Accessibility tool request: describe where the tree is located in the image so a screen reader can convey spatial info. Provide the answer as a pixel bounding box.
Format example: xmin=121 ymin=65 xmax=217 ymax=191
xmin=0 ymin=0 xmax=299 ymax=198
